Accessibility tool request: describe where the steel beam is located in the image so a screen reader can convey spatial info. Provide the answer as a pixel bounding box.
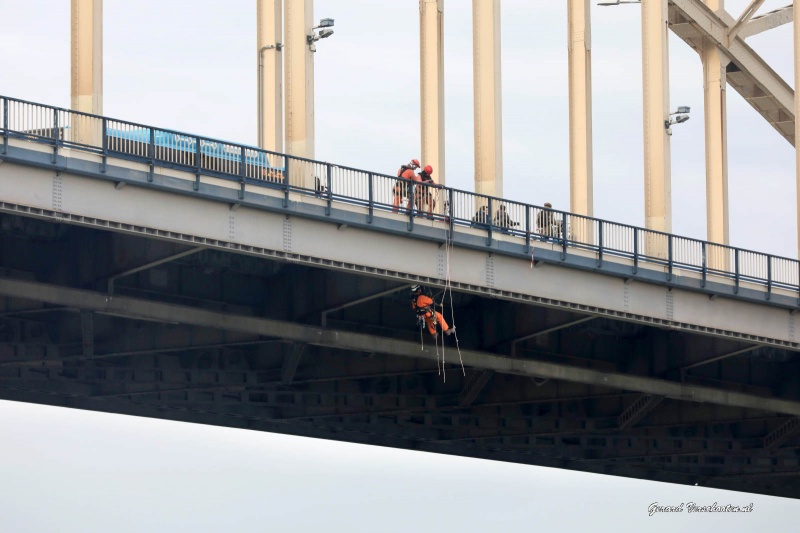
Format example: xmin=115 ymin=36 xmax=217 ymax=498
xmin=763 ymin=417 xmax=800 ymax=450
xmin=458 ymin=369 xmax=493 ymax=408
xmin=739 ymin=4 xmax=793 ymax=39
xmin=80 ymin=310 xmax=94 ymax=358
xmin=420 ymin=0 xmax=446 ymax=186
xmin=106 ymin=246 xmax=204 ymax=294
xmin=509 ymin=316 xmax=595 ymax=355
xmin=281 ymin=342 xmax=306 ymax=385
xmin=320 ymin=284 xmax=410 ymax=327
xmin=257 ymin=0 xmax=284 ymax=152
xmin=618 ymin=393 xmax=663 ymax=429
xmin=472 ymin=0 xmax=503 ymax=198
xmin=669 ymin=0 xmax=795 ymax=144
xmin=728 ymin=0 xmax=767 ymax=43
xmin=3 ymin=278 xmax=800 ymax=416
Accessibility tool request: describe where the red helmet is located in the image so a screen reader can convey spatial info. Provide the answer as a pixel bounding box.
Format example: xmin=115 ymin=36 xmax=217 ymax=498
xmin=424 ymin=165 xmax=433 ymax=174
xmin=410 ymin=159 xmax=420 ymax=168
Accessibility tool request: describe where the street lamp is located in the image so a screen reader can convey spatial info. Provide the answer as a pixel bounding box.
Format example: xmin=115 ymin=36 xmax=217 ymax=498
xmin=307 ymin=18 xmax=335 ymax=52
xmin=665 ymin=106 xmax=691 ymax=135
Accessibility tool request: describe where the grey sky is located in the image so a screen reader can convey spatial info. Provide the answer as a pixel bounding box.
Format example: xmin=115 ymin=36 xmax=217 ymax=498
xmin=1 ymin=1 xmax=800 ymax=531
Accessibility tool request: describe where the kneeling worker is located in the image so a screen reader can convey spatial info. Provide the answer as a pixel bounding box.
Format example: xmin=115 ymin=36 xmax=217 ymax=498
xmin=411 ymin=285 xmax=455 ymax=338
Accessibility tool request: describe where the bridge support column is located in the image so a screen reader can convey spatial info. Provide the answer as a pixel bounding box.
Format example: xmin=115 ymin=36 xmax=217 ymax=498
xmin=473 ymin=0 xmax=503 ymax=200
xmin=795 ymin=3 xmax=800 ymax=258
xmin=70 ymin=0 xmax=103 ymax=146
xmin=641 ymin=0 xmax=672 ymax=257
xmin=285 ymin=0 xmax=315 ymax=189
xmin=257 ymin=0 xmax=283 ymax=154
xmin=420 ymin=0 xmax=446 ymax=187
xmin=568 ymin=0 xmax=594 ymax=244
xmin=701 ymin=0 xmax=730 ymax=269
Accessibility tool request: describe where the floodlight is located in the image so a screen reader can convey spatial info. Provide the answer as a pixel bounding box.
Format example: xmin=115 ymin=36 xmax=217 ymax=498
xmin=318 ymin=28 xmax=334 ymax=39
xmin=675 ymin=115 xmax=690 ymax=124
xmin=316 ymin=18 xmax=334 ymax=28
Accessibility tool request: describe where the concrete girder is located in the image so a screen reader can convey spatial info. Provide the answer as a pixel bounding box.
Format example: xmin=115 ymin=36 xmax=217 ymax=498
xmin=3 ymin=278 xmax=800 ymax=416
xmin=668 ymin=0 xmax=795 ymax=145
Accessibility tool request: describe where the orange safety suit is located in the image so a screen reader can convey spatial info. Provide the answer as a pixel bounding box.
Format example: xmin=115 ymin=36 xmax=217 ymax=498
xmin=413 ymin=293 xmax=449 ymax=336
xmin=394 ymin=167 xmax=419 ymax=213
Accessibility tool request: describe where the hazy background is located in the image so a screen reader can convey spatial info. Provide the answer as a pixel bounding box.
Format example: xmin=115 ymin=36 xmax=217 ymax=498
xmin=1 ymin=1 xmax=799 ymax=531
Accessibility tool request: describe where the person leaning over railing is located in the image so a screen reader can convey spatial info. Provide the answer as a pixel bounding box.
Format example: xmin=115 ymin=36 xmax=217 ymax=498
xmin=537 ymin=202 xmax=562 ymax=239
xmin=472 ymin=205 xmax=489 ymax=229
xmin=493 ymin=204 xmax=519 ymax=234
xmin=416 ymin=165 xmax=440 ymax=218
xmin=394 ymin=159 xmax=419 ymax=213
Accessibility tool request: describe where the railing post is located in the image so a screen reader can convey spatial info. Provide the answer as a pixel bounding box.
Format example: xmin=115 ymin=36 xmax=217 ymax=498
xmin=367 ymin=173 xmax=374 ymax=224
xmin=734 ymin=248 xmax=740 ymax=294
xmin=283 ymin=157 xmax=290 ymax=208
xmin=239 ymin=146 xmax=246 ymax=200
xmin=524 ymin=204 xmax=531 ymax=253
xmin=407 ymin=181 xmax=415 ymax=231
xmin=597 ymin=220 xmax=603 ymax=268
xmin=766 ymin=255 xmax=772 ymax=301
xmin=148 ymin=128 xmax=155 ymax=182
xmin=701 ymin=241 xmax=707 ymax=288
xmin=325 ymin=164 xmax=332 ymax=216
xmin=100 ymin=118 xmax=108 ymax=173
xmin=486 ymin=197 xmax=493 ymax=246
xmin=667 ymin=234 xmax=673 ymax=282
xmin=1 ymin=97 xmax=8 ymax=155
xmin=51 ymin=108 xmax=59 ymax=164
xmin=448 ymin=188 xmax=455 ymax=235
xmin=561 ymin=211 xmax=567 ymax=260
xmin=193 ymin=136 xmax=201 ymax=191
xmin=633 ymin=227 xmax=639 ymax=275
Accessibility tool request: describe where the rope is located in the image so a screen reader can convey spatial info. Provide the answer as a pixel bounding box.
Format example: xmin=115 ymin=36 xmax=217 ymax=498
xmin=441 ymin=221 xmax=465 ymax=377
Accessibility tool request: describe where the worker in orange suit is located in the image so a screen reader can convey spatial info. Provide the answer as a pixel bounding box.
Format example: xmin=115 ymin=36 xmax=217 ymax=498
xmin=393 ymin=159 xmax=420 ymax=213
xmin=411 ymin=285 xmax=455 ymax=338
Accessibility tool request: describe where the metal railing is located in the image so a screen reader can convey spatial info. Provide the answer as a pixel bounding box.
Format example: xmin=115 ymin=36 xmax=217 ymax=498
xmin=1 ymin=95 xmax=798 ymax=299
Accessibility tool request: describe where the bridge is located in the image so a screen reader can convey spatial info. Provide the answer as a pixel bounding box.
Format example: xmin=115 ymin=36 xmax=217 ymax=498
xmin=2 ymin=94 xmax=800 ymax=499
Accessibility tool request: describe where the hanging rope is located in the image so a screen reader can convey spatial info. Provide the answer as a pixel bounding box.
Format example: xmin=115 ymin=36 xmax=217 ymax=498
xmin=441 ymin=221 xmax=465 ymax=377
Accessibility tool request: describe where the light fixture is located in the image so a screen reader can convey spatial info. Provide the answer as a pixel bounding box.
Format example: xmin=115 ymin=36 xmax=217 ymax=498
xmin=665 ymin=106 xmax=691 ymax=135
xmin=308 ymin=18 xmax=335 ymax=52
xmin=597 ymin=0 xmax=640 ymax=6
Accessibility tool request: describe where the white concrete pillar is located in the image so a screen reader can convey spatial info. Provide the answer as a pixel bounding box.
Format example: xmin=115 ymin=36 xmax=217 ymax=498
xmin=568 ymin=0 xmax=593 ymax=217
xmin=568 ymin=0 xmax=593 ymax=244
xmin=420 ymin=0 xmax=446 ymax=186
xmin=71 ymin=0 xmax=103 ymax=145
xmin=702 ymin=0 xmax=730 ymax=269
xmin=795 ymin=1 xmax=800 ymax=258
xmin=285 ymin=0 xmax=315 ymax=188
xmin=641 ymin=0 xmax=672 ymax=256
xmin=473 ymin=0 xmax=503 ymax=199
xmin=257 ymin=0 xmax=283 ymax=153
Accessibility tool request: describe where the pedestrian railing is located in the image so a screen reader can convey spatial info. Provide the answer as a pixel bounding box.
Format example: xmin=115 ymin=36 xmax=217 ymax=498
xmin=1 ymin=95 xmax=798 ymax=299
